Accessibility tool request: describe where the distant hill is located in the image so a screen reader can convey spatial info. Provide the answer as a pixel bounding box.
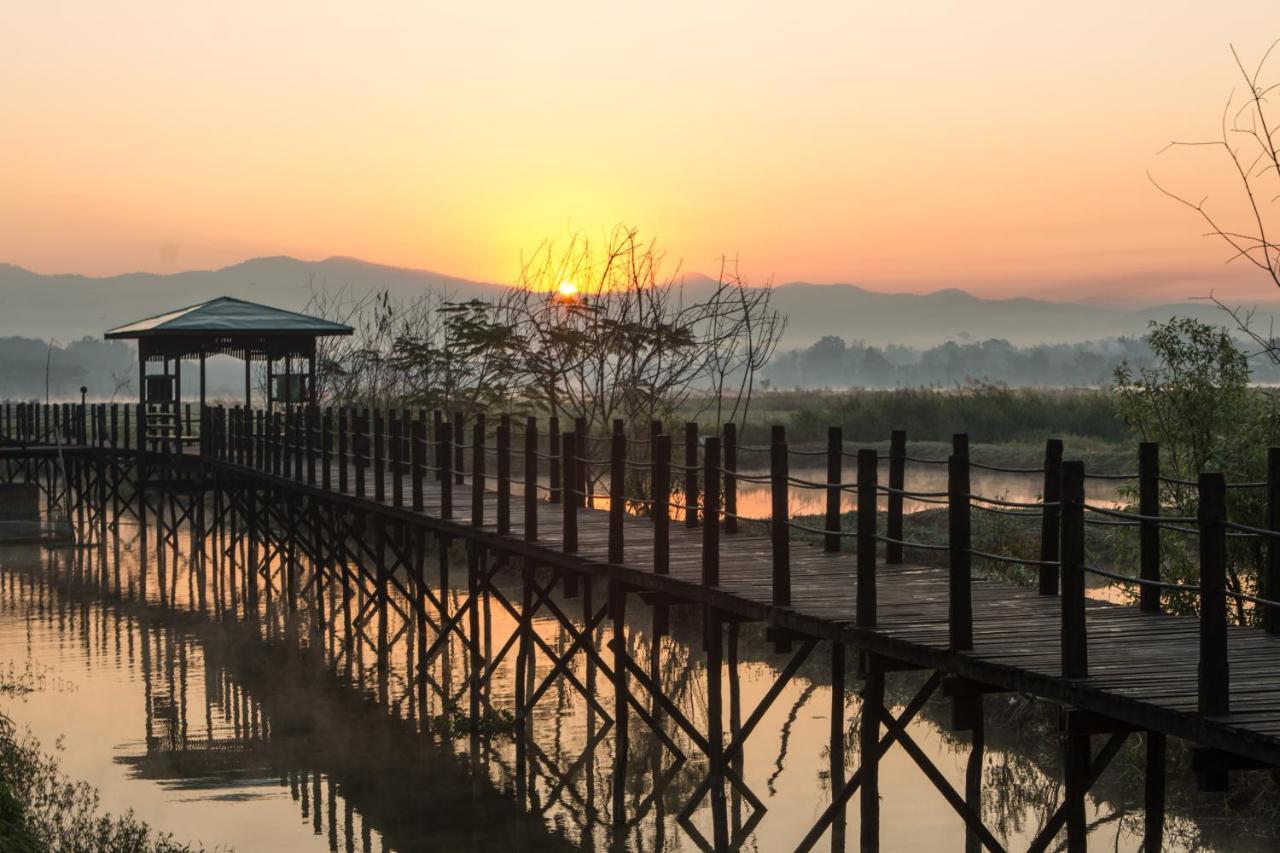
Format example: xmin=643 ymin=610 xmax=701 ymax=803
xmin=2 ymin=256 xmax=1275 ymax=349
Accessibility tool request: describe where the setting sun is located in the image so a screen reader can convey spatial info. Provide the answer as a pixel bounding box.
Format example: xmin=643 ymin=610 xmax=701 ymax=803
xmin=557 ymin=280 xmax=578 ymax=298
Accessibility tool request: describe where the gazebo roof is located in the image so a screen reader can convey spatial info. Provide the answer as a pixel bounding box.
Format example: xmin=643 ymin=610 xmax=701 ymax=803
xmin=105 ymin=296 xmax=353 ymax=339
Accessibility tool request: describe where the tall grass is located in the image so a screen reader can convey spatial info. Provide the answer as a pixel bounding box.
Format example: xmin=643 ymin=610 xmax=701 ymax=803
xmin=739 ymin=386 xmax=1128 ymax=446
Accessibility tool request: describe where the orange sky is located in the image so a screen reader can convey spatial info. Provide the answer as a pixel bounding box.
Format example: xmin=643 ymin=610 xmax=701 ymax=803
xmin=3 ymin=2 xmax=1280 ymax=302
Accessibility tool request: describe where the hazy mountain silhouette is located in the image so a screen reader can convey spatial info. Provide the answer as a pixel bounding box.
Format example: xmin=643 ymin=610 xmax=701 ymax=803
xmin=1 ymin=256 xmax=1272 ymax=348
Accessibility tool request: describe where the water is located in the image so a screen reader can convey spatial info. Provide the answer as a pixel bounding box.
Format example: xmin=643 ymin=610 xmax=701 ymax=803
xmin=0 ymin=517 xmax=1272 ymax=851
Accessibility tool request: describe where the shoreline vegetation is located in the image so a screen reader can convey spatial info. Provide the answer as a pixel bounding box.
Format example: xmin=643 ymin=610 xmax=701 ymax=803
xmin=0 ymin=668 xmax=204 ymax=853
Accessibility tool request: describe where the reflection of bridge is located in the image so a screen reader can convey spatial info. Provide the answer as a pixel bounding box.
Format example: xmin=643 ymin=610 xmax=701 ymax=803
xmin=6 ymin=399 xmax=1280 ymax=851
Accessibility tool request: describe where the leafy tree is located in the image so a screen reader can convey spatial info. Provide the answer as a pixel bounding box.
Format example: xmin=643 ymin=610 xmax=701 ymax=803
xmin=1111 ymin=317 xmax=1280 ymax=620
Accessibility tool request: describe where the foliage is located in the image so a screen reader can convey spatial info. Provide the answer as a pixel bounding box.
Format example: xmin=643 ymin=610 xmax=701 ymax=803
xmin=1111 ymin=317 xmax=1280 ymax=620
xmin=0 ymin=667 xmax=205 ymax=852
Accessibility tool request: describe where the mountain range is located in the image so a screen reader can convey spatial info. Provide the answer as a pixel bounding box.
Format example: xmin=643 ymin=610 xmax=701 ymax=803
xmin=1 ymin=255 xmax=1274 ymax=349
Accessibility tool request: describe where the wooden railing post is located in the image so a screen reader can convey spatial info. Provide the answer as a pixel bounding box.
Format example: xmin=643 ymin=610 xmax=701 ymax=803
xmin=1039 ymin=438 xmax=1063 ymax=595
xmin=723 ymin=422 xmax=738 ymax=534
xmin=293 ymin=405 xmax=303 ymax=476
xmin=1060 ymin=461 xmax=1088 ymax=678
xmin=886 ymin=429 xmax=906 ymax=565
xmin=650 ymin=434 xmax=671 ymax=579
xmin=390 ymin=416 xmax=404 ymax=507
xmin=684 ymin=422 xmax=699 ymax=527
xmin=574 ymin=415 xmax=588 ymax=508
xmin=337 ymin=408 xmax=349 ymax=493
xmin=524 ymin=416 xmax=538 ymax=541
xmin=948 ymin=452 xmax=973 ymax=651
xmin=303 ymin=404 xmax=316 ymax=481
xmin=497 ymin=416 xmax=511 ymax=535
xmin=472 ymin=414 xmax=486 ymax=527
xmin=1267 ymin=447 xmax=1280 ymax=635
xmin=1198 ymin=472 xmax=1229 ymax=716
xmin=412 ymin=418 xmax=426 ymax=511
xmin=374 ymin=411 xmax=386 ymax=502
xmin=439 ymin=422 xmax=453 ymax=519
xmin=703 ymin=436 xmax=721 ymax=588
xmin=562 ymin=430 xmax=577 ymax=552
xmin=322 ymin=409 xmax=333 ymax=491
xmin=453 ymin=410 xmax=465 ymax=486
xmin=825 ymin=426 xmax=842 ymax=552
xmin=432 ymin=409 xmax=444 ymax=481
xmin=771 ymin=425 xmax=791 ymax=607
xmin=857 ymin=448 xmax=877 ymax=627
xmin=548 ymin=415 xmax=561 ymax=504
xmin=609 ymin=421 xmax=626 ymax=564
xmin=354 ymin=412 xmax=367 ymax=498
xmin=1139 ymin=442 xmax=1162 ymax=613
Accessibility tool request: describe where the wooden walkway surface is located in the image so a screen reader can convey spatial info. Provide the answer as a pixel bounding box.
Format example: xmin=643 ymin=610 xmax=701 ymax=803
xmin=203 ymin=457 xmax=1280 ymax=768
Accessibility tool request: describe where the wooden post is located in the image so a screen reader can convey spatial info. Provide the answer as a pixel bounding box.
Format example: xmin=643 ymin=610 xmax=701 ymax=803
xmin=825 ymin=426 xmax=842 ymax=552
xmin=524 ymin=417 xmax=538 ymax=541
xmin=453 ymin=410 xmax=465 ymax=486
xmin=829 ymin=641 xmax=847 ymax=850
xmin=575 ymin=415 xmax=588 ymax=509
xmin=562 ymin=431 xmax=577 ymax=552
xmin=472 ymin=415 xmax=485 ymax=527
xmin=354 ymin=412 xmax=367 ymax=499
xmin=373 ymin=411 xmax=386 ymax=503
xmin=948 ymin=453 xmax=973 ymax=651
xmin=319 ymin=408 xmax=331 ymax=490
xmin=1144 ymin=732 xmax=1166 ymax=851
xmin=771 ymin=425 xmax=790 ymax=607
xmin=886 ymin=429 xmax=906 ymax=565
xmin=654 ymin=434 xmax=671 ymax=575
xmin=723 ymin=422 xmax=738 ymax=534
xmin=432 ymin=409 xmax=444 ymax=481
xmin=411 ymin=418 xmax=425 ymax=511
xmin=439 ymin=422 xmax=453 ymax=519
xmin=861 ymin=655 xmax=883 ymax=852
xmin=610 ymin=582 xmax=629 ymax=833
xmin=390 ymin=416 xmax=403 ymax=507
xmin=857 ymin=448 xmax=877 ymax=627
xmin=1139 ymin=442 xmax=1161 ymax=612
xmin=497 ymin=416 xmax=511 ymax=535
xmin=337 ymin=408 xmax=349 ymax=493
xmin=703 ymin=437 xmax=721 ymax=586
xmin=305 ymin=406 xmax=317 ymax=485
xmin=609 ymin=421 xmax=625 ymax=564
xmin=1060 ymin=461 xmax=1088 ymax=679
xmin=548 ymin=416 xmax=561 ymax=504
xmin=1064 ymin=727 xmax=1089 ymax=852
xmin=1268 ymin=448 xmax=1280 ymax=635
xmin=685 ymin=422 xmax=699 ymax=527
xmin=953 ymin=432 xmax=969 ymax=457
xmin=1198 ymin=472 xmax=1229 ymax=716
xmin=1039 ymin=438 xmax=1063 ymax=595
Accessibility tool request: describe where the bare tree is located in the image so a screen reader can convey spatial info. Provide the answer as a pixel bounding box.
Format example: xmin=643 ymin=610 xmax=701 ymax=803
xmin=1151 ymin=40 xmax=1280 ymax=358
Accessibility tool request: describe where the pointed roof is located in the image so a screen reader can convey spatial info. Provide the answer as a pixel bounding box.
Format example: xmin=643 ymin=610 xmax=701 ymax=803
xmin=105 ymin=297 xmax=353 ymax=339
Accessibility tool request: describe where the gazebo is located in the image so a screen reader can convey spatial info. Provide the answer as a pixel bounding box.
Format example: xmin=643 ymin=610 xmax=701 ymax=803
xmin=105 ymin=297 xmax=353 ymax=439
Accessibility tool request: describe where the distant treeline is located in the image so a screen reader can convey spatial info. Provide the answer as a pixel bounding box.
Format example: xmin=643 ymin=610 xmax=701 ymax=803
xmin=759 ymin=334 xmax=1280 ymax=389
xmin=0 ymin=337 xmax=135 ymax=400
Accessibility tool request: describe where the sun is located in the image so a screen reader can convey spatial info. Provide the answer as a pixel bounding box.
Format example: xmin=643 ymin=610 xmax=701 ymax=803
xmin=557 ymin=280 xmax=578 ymax=298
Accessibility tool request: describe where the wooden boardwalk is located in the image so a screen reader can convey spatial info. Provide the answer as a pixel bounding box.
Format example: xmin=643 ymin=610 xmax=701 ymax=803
xmin=203 ymin=454 xmax=1280 ymax=768
xmin=9 ymin=401 xmax=1280 ymax=849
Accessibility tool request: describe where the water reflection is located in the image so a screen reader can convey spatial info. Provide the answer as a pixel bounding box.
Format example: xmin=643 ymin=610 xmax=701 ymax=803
xmin=0 ymin=517 xmax=1270 ymax=851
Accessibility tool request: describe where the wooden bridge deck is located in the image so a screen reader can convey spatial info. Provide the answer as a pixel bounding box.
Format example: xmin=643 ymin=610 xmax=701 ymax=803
xmin=198 ymin=456 xmax=1280 ymax=767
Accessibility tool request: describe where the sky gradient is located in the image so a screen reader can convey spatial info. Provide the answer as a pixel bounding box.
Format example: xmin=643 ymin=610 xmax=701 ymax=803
xmin=4 ymin=2 xmax=1280 ymax=302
